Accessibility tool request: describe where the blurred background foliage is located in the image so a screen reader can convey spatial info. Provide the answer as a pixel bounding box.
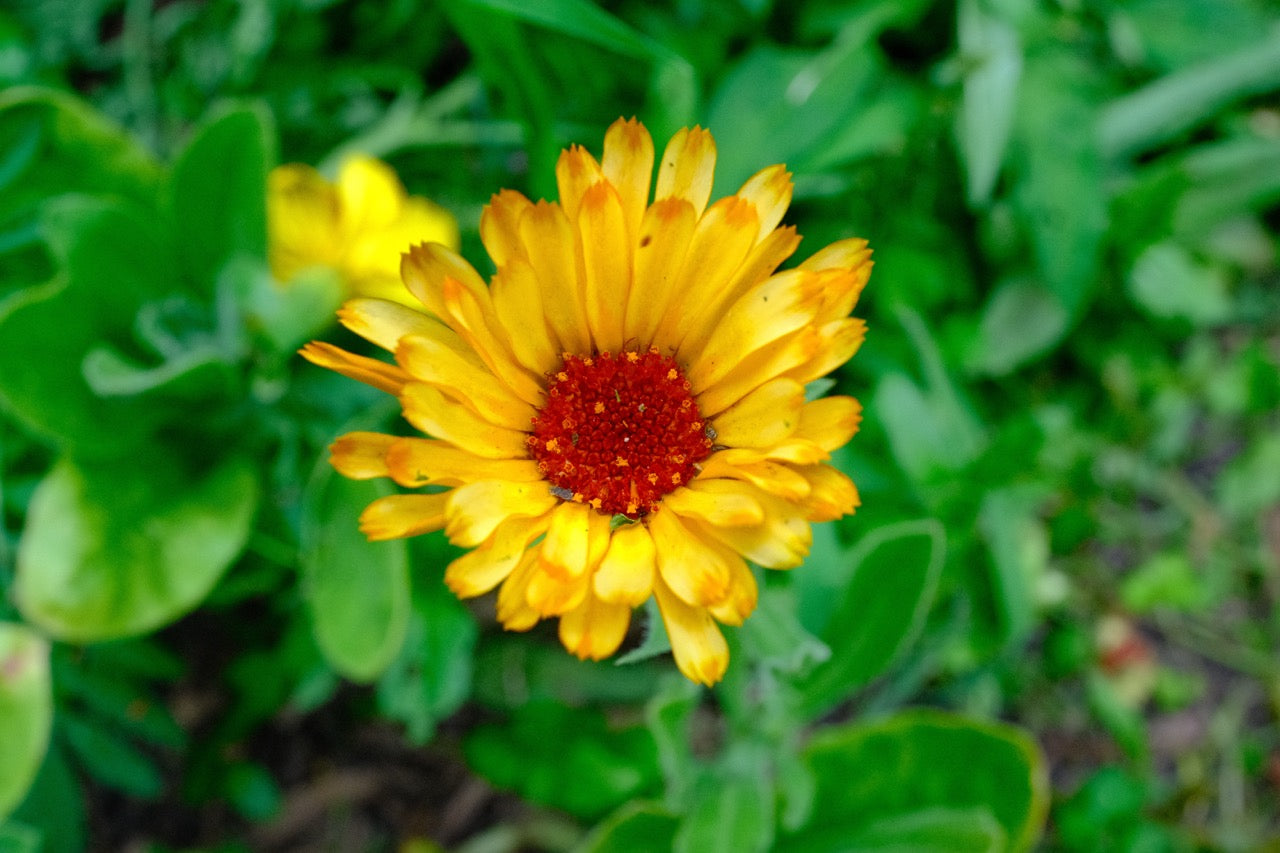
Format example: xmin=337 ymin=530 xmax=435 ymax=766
xmin=1 ymin=0 xmax=1279 ymax=849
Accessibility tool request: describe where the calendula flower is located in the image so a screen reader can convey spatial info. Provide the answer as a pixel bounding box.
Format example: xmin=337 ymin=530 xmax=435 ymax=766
xmin=302 ymin=119 xmax=871 ymax=685
xmin=268 ymin=155 xmax=459 ymax=304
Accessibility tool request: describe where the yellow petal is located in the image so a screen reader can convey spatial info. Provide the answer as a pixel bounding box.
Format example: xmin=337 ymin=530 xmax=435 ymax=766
xmin=400 ymin=383 xmax=530 ymax=459
xmin=344 ymin=197 xmax=459 ymax=303
xmin=649 ymin=509 xmax=732 ymax=608
xmin=698 ymin=451 xmax=813 ymax=501
xmin=444 ymin=512 xmax=551 ymax=598
xmin=654 ymin=126 xmax=716 ymax=217
xmin=687 ymin=269 xmax=827 ymax=393
xmin=490 ymin=255 xmax=560 ymax=375
xmin=661 ymin=480 xmax=764 ymax=527
xmin=555 ymin=144 xmax=605 ymax=223
xmin=601 ymin=117 xmax=654 ymax=243
xmin=676 ymin=224 xmax=801 ymax=361
xmin=657 ymin=196 xmax=759 ymax=350
xmin=783 ymin=317 xmax=868 ymax=386
xmin=359 ymin=492 xmax=448 ymax=541
xmin=559 ymin=592 xmax=632 ymax=660
xmin=526 ymin=555 xmax=591 ymax=616
xmin=396 ymin=334 xmax=534 ymax=431
xmin=653 ymin=576 xmax=728 ymax=686
xmin=444 ymin=479 xmax=560 ymax=548
xmin=540 ymin=500 xmax=612 ymax=580
xmin=480 ymin=189 xmax=534 ymax=269
xmin=594 ymin=522 xmax=657 ymax=607
xmin=440 ymin=276 xmax=545 ymax=407
xmin=299 ymin=341 xmax=408 ymax=396
xmin=798 ymin=237 xmax=872 ymax=273
xmin=794 ymin=396 xmax=862 ymax=452
xmin=497 ymin=550 xmax=543 ymax=631
xmin=735 ymin=164 xmax=793 ymax=242
xmin=335 ymin=155 xmax=404 ymax=233
xmin=385 ymin=437 xmax=542 ymax=488
xmin=337 ymin=297 xmax=443 ymax=352
xmin=399 ymin=242 xmax=490 ymax=322
xmin=692 ymin=491 xmax=812 ymax=569
xmin=267 ymin=163 xmax=341 ymax=281
xmin=709 ymin=377 xmax=805 ymax=448
xmin=706 ymin=549 xmax=758 ymax=627
xmin=798 ymin=464 xmax=860 ymax=521
xmin=329 ymin=431 xmax=395 ymax=479
xmin=577 ymin=181 xmax=631 ymax=354
xmin=625 ymin=198 xmax=697 ymax=347
xmin=519 ymin=201 xmax=593 ymax=356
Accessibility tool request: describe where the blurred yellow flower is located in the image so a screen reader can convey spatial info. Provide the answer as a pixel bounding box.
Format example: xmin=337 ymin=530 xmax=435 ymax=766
xmin=268 ymin=155 xmax=459 ymax=304
xmin=302 ymin=119 xmax=871 ymax=685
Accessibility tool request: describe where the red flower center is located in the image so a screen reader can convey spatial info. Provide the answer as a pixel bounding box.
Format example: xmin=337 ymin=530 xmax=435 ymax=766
xmin=528 ymin=349 xmax=714 ymax=518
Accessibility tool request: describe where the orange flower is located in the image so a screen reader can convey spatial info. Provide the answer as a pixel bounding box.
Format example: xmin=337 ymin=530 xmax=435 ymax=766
xmin=303 ymin=119 xmax=871 ymax=684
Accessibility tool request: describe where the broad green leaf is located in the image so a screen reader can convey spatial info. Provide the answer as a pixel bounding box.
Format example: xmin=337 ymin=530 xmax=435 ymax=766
xmin=7 ymin=741 xmax=85 ymax=853
xmin=1173 ymin=138 xmax=1280 ymax=238
xmin=15 ymin=455 xmax=258 ymax=641
xmin=786 ymin=710 xmax=1049 ymax=852
xmin=578 ymin=801 xmax=678 ymax=853
xmin=0 ymin=196 xmax=178 ymax=455
xmin=645 ymin=678 xmax=701 ymax=810
xmin=375 ymin=547 xmax=476 ymax=742
xmin=1098 ymin=30 xmax=1280 ymax=160
xmin=977 ymin=487 xmax=1049 ymax=650
xmin=1118 ymin=0 xmax=1277 ymax=72
xmin=1127 ymin=242 xmax=1231 ymax=324
xmin=0 ymin=821 xmax=42 ymax=853
xmin=1009 ymin=48 xmax=1106 ymax=317
xmin=965 ymin=278 xmax=1068 ymax=376
xmin=0 ymin=87 xmax=160 ymax=229
xmin=168 ymin=104 xmax=273 ymax=292
xmin=674 ymin=754 xmax=775 ymax=853
xmin=1216 ymin=430 xmax=1280 ymax=518
xmin=796 ymin=520 xmax=945 ymax=717
xmin=955 ymin=0 xmax=1022 ymax=206
xmin=737 ymin=584 xmax=830 ymax=678
xmin=463 ymin=701 xmax=660 ymax=820
xmin=300 ymin=468 xmax=410 ymax=683
xmin=707 ymin=41 xmax=879 ymax=190
xmin=802 ymin=807 xmax=1006 ymax=853
xmin=0 ymin=624 xmax=51 ymax=821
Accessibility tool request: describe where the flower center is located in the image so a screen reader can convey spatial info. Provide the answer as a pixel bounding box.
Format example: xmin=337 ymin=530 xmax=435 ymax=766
xmin=527 ymin=349 xmax=714 ymax=518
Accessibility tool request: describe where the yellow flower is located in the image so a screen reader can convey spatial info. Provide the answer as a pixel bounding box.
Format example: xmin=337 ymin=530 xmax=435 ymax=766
xmin=268 ymin=155 xmax=459 ymax=304
xmin=302 ymin=119 xmax=871 ymax=685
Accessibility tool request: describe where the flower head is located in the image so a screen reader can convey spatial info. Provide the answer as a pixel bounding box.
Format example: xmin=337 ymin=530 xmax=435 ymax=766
xmin=268 ymin=155 xmax=459 ymax=304
xmin=302 ymin=119 xmax=871 ymax=685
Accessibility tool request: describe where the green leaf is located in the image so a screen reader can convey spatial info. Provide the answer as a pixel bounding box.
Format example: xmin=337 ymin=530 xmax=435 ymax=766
xmin=463 ymin=701 xmax=660 ymax=820
xmin=455 ymin=0 xmax=675 ymax=64
xmin=965 ymin=278 xmax=1069 ymax=376
xmin=955 ymin=0 xmax=1022 ymax=206
xmin=6 ymin=741 xmax=85 ymax=853
xmin=1009 ymin=48 xmax=1106 ymax=317
xmin=15 ymin=455 xmax=258 ymax=642
xmin=0 ymin=87 xmax=160 ymax=230
xmin=1127 ymin=241 xmax=1231 ymax=325
xmin=0 ymin=821 xmax=42 ymax=853
xmin=375 ymin=540 xmax=476 ymax=742
xmin=796 ymin=520 xmax=945 ymax=717
xmin=300 ymin=468 xmax=410 ymax=683
xmin=0 ymin=196 xmax=178 ymax=455
xmin=1216 ymin=430 xmax=1280 ymax=518
xmin=167 ymin=104 xmax=273 ymax=291
xmin=674 ymin=755 xmax=775 ymax=853
xmin=578 ymin=801 xmax=679 ymax=853
xmin=977 ymin=487 xmax=1050 ymax=650
xmin=810 ymin=807 xmax=1006 ymax=853
xmin=0 ymin=624 xmax=51 ymax=821
xmin=786 ymin=710 xmax=1049 ymax=852
xmin=707 ymin=40 xmax=880 ymax=189
xmin=59 ymin=714 xmax=163 ymax=799
xmin=1098 ymin=30 xmax=1280 ymax=160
